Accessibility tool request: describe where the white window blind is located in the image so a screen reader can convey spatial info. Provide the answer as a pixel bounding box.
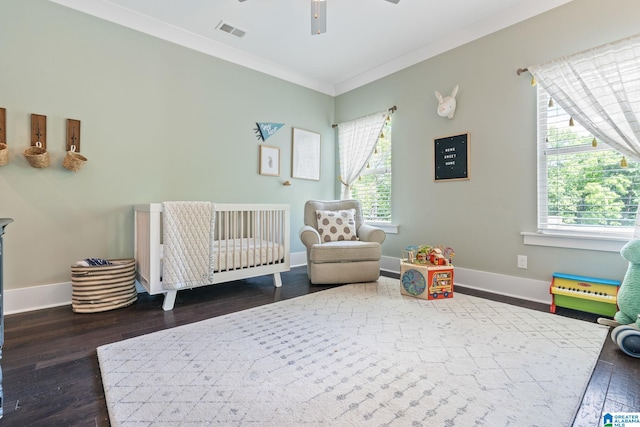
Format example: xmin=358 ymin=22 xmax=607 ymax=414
xmin=350 ymin=117 xmax=392 ymax=222
xmin=538 ymin=89 xmax=640 ymax=236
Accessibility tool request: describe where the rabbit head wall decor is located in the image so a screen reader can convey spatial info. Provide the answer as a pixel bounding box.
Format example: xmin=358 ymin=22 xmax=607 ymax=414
xmin=435 ymin=84 xmax=459 ymax=119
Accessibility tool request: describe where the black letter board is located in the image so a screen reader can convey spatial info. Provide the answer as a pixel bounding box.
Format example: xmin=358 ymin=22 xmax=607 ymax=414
xmin=434 ymin=133 xmax=469 ymax=181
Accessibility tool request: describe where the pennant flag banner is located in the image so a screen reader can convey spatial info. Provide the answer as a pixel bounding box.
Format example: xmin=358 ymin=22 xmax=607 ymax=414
xmin=255 ymin=122 xmax=284 ymax=141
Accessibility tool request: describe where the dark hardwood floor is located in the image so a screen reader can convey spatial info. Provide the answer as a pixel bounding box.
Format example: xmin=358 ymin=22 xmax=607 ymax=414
xmin=1 ymin=267 xmax=638 ymax=426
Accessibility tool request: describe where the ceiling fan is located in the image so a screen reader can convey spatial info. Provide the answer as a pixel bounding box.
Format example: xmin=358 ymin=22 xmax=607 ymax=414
xmin=311 ymin=0 xmax=400 ymax=35
xmin=238 ymin=0 xmax=400 ymax=35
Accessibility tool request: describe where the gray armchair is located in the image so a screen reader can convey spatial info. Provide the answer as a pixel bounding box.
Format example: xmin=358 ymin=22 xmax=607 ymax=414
xmin=299 ymin=199 xmax=386 ymax=284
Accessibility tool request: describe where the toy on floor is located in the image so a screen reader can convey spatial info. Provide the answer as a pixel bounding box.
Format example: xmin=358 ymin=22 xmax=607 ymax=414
xmin=405 ymin=245 xmax=454 ymax=266
xmin=610 ymin=321 xmax=640 ymax=358
xmin=597 ymin=239 xmax=640 ymax=358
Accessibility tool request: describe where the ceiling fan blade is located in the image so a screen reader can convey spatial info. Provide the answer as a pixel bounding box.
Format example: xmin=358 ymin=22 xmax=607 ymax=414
xmin=385 ymin=0 xmax=400 ymax=3
xmin=311 ymin=0 xmax=326 ymax=35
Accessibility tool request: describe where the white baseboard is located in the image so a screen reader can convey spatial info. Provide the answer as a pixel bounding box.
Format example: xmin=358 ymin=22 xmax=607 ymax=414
xmin=290 ymin=251 xmax=307 ymax=268
xmin=450 ymin=266 xmax=551 ymax=305
xmin=6 ymin=282 xmax=73 ymax=315
xmin=382 ymin=255 xmax=551 ymax=305
xmin=5 ymin=253 xmax=551 ymax=314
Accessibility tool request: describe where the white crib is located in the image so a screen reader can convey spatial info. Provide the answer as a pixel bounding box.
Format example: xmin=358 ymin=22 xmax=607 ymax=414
xmin=134 ymin=203 xmax=290 ymax=310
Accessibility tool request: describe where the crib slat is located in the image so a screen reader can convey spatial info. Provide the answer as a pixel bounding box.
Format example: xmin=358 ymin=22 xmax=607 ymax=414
xmin=257 ymin=210 xmax=262 ymax=267
xmin=225 ymin=210 xmax=232 ymax=271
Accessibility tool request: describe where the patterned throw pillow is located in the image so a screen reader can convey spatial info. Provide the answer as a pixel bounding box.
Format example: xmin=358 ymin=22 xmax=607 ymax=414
xmin=316 ymin=209 xmax=358 ymax=242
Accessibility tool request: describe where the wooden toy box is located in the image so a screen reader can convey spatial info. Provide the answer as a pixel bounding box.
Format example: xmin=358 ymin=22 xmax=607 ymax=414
xmin=400 ymin=261 xmax=454 ymax=300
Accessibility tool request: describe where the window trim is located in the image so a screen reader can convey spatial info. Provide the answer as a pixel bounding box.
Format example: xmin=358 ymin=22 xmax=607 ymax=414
xmin=534 ymin=88 xmax=638 ymax=243
xmin=522 ymin=231 xmax=629 ymax=252
xmin=366 ymin=221 xmax=398 ymax=234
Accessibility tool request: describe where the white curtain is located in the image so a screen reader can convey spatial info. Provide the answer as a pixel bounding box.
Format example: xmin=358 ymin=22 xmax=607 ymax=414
xmin=528 ymin=34 xmax=640 ymax=236
xmin=337 ymin=111 xmax=388 ymax=199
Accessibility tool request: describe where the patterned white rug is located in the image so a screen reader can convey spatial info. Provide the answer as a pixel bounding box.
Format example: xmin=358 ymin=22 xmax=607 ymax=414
xmin=97 ymin=277 xmax=608 ymax=426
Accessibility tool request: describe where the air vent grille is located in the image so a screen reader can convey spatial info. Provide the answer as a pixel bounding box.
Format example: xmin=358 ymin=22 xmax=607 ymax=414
xmin=216 ymin=21 xmax=246 ymax=38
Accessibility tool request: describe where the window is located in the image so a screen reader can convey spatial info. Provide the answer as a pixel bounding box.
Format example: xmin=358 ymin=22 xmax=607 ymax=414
xmin=350 ymin=116 xmax=392 ymax=222
xmin=537 ymin=89 xmax=640 ymax=237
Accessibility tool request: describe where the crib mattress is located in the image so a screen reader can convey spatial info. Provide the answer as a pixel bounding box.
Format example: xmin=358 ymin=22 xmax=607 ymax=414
xmin=161 ymin=238 xmax=285 ymax=290
xmin=212 ymin=238 xmax=285 ymax=271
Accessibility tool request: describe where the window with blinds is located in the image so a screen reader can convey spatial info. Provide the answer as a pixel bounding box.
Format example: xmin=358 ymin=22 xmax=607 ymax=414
xmin=538 ymin=89 xmax=640 ymax=236
xmin=350 ymin=117 xmax=392 ymax=222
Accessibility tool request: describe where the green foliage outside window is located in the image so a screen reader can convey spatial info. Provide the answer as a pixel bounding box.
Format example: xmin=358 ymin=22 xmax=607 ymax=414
xmin=545 ymin=124 xmax=640 ymax=230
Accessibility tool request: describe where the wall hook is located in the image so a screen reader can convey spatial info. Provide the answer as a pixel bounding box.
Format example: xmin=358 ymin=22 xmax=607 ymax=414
xmin=66 ymin=119 xmax=81 ymax=152
xmin=0 ymin=107 xmax=6 ymax=146
xmin=31 ymin=114 xmax=47 ymax=149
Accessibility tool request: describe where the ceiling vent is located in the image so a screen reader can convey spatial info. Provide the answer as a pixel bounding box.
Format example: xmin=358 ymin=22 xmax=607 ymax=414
xmin=216 ymin=21 xmax=246 ymax=38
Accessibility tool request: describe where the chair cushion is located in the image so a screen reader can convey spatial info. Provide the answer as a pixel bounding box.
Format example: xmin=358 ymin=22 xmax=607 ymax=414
xmin=316 ymin=209 xmax=357 ymax=242
xmin=310 ymin=241 xmax=381 ymax=263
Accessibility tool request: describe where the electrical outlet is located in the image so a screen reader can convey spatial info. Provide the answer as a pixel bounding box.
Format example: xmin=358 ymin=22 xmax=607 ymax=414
xmin=517 ymin=255 xmax=528 ymax=269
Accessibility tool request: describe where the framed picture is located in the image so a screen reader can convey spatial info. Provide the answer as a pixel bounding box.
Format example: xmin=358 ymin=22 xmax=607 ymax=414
xmin=434 ymin=133 xmax=470 ymax=181
xmin=292 ymin=128 xmax=321 ymax=181
xmin=259 ymin=145 xmax=280 ymax=176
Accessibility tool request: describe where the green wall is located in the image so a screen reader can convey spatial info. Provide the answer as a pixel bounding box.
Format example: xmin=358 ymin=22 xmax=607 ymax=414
xmin=0 ymin=0 xmax=335 ymax=290
xmin=2 ymin=0 xmax=639 ymax=295
xmin=335 ymin=0 xmax=640 ymax=282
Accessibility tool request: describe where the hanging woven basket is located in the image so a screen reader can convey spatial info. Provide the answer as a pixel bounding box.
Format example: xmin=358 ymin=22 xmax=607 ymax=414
xmin=62 ymin=145 xmax=87 ymax=172
xmin=0 ymin=143 xmax=8 ymax=166
xmin=23 ymin=142 xmax=50 ymax=168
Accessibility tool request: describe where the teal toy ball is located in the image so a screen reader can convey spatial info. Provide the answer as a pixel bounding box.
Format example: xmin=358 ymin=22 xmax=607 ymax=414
xmin=612 ymin=325 xmax=640 ymax=358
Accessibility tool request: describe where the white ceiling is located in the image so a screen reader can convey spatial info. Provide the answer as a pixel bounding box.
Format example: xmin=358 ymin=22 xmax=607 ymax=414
xmin=48 ymin=0 xmax=572 ymax=96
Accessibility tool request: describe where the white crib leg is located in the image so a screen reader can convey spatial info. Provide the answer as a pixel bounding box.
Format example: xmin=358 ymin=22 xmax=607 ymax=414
xmin=273 ymin=272 xmax=283 ymax=288
xmin=162 ymin=290 xmax=178 ymax=311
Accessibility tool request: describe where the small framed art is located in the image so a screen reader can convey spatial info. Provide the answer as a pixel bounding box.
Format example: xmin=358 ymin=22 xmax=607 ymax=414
xmin=259 ymin=145 xmax=280 ymax=176
xmin=292 ymin=127 xmax=321 ymax=181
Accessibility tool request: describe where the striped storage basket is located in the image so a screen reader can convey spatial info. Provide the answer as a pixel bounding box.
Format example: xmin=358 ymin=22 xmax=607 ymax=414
xmin=71 ymin=258 xmax=137 ymax=313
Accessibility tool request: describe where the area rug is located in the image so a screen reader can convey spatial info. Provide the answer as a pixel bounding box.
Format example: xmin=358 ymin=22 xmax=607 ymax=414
xmin=97 ymin=277 xmax=608 ymax=426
